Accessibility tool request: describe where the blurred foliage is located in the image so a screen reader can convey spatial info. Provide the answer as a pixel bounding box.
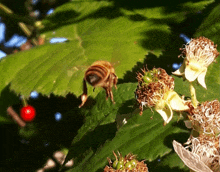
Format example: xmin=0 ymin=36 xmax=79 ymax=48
xmin=1 ymin=0 xmax=220 ymax=171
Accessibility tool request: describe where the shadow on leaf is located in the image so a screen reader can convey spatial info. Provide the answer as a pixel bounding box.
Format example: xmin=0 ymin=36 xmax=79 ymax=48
xmin=66 ymin=122 xmax=117 ymax=166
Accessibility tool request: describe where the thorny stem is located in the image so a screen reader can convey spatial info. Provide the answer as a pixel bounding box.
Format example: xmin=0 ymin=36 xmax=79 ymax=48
xmin=189 ymin=82 xmax=198 ymax=108
xmin=7 ymin=106 xmax=26 ymax=127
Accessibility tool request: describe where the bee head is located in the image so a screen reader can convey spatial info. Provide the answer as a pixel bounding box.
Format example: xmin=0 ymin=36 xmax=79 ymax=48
xmin=86 ymin=73 xmax=102 ymax=86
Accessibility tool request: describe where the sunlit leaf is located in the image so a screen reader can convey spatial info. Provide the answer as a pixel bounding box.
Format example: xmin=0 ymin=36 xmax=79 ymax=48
xmin=0 ymin=0 xmax=214 ymax=99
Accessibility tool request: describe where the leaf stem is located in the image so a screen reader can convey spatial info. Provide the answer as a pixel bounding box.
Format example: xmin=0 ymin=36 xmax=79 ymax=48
xmin=21 ymin=96 xmax=28 ymax=107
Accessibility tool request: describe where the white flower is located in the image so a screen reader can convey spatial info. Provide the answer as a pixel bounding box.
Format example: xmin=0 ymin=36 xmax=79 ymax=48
xmin=173 ymin=140 xmax=213 ymax=172
xmin=173 ymin=136 xmax=220 ymax=172
xmin=189 ymin=100 xmax=220 ymax=135
xmin=173 ymin=37 xmax=219 ymax=89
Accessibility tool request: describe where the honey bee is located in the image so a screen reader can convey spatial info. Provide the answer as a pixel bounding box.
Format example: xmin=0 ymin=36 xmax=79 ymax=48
xmin=79 ymin=61 xmax=118 ymax=108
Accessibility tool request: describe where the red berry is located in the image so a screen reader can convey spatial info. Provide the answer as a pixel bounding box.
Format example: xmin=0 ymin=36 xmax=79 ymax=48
xmin=20 ymin=105 xmax=36 ymax=122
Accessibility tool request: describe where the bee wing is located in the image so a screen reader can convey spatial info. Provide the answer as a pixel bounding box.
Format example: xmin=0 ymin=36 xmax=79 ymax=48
xmin=172 ymin=140 xmax=213 ymax=172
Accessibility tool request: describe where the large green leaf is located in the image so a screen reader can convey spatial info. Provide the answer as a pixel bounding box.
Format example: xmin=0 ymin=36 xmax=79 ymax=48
xmin=0 ymin=0 xmax=214 ymax=99
xmin=69 ymin=116 xmax=188 ymax=172
xmin=1 ymin=1 xmax=219 ymax=171
xmin=65 ymin=83 xmax=189 ymax=171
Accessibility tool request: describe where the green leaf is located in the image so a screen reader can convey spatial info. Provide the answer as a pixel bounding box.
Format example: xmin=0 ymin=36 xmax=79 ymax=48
xmin=68 ymin=112 xmax=189 ymax=172
xmin=0 ymin=1 xmax=218 ymax=170
xmin=0 ymin=116 xmax=11 ymax=123
xmin=65 ymin=83 xmax=189 ymax=171
xmin=64 ymin=83 xmax=137 ymax=168
xmin=0 ymin=0 xmax=214 ymax=98
xmin=71 ymin=83 xmax=137 ymax=145
xmin=0 ymin=85 xmax=20 ymax=117
xmin=194 ymin=3 xmax=220 ymax=44
xmin=147 ymin=152 xmax=189 ymax=172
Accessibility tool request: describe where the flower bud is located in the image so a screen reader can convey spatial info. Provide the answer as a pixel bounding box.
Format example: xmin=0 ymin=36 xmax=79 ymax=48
xmin=104 ymin=151 xmax=148 ymax=172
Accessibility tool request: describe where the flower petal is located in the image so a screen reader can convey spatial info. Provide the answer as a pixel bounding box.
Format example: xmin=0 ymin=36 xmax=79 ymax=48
xmin=185 ymin=65 xmax=201 ymax=82
xmin=172 ymin=62 xmax=185 ymax=76
xmin=155 ymin=99 xmax=173 ymax=125
xmin=172 ymin=140 xmax=212 ymax=172
xmin=164 ymin=91 xmax=189 ymax=111
xmin=197 ymin=69 xmax=207 ymax=89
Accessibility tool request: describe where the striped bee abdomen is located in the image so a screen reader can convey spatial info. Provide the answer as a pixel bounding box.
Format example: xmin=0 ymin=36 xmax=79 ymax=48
xmin=85 ymin=65 xmax=109 ymax=86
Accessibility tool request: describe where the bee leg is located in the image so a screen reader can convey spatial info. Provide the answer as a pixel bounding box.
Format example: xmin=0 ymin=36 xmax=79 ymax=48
xmin=79 ymin=78 xmax=88 ymax=108
xmin=104 ymin=86 xmax=115 ymax=104
xmin=108 ymin=74 xmax=115 ymax=103
xmin=113 ymin=73 xmax=118 ymax=89
xmin=104 ymin=87 xmax=110 ymax=100
xmin=109 ymin=89 xmax=115 ymax=104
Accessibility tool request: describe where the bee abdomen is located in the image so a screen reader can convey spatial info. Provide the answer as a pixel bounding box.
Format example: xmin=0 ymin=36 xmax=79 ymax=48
xmin=85 ymin=65 xmax=108 ymax=86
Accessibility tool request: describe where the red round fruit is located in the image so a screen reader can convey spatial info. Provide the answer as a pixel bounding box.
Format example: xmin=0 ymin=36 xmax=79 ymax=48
xmin=20 ymin=105 xmax=36 ymax=122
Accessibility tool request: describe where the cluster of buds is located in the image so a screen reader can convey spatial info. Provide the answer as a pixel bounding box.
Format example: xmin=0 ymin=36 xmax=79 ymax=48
xmin=104 ymin=151 xmax=148 ymax=172
xmin=135 ymin=68 xmax=189 ymax=124
xmin=174 ymin=100 xmax=220 ymax=172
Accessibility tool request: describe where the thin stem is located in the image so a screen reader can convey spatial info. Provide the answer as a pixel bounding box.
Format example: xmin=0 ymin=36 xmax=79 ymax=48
xmin=21 ymin=96 xmax=28 ymax=107
xmin=189 ymin=82 xmax=198 ymax=108
xmin=7 ymin=106 xmax=26 ymax=127
xmin=0 ymin=3 xmax=13 ymax=14
xmin=18 ymin=22 xmax=32 ymax=37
